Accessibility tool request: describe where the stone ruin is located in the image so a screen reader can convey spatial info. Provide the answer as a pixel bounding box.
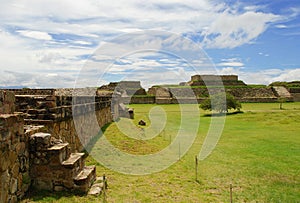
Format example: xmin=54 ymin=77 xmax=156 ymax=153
xmin=146 ymin=74 xmax=299 ymax=104
xmin=0 ymin=90 xmax=111 ymax=202
xmin=187 ymin=74 xmax=246 ymax=86
xmin=93 ymin=75 xmax=300 ymax=105
xmin=29 ymin=132 xmax=96 ymax=193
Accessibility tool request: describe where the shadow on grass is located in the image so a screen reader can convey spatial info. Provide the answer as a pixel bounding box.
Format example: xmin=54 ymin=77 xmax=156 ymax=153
xmin=22 ymin=188 xmax=86 ymax=202
xmin=84 ymin=122 xmax=112 ymax=155
xmin=202 ymin=111 xmax=244 ymax=117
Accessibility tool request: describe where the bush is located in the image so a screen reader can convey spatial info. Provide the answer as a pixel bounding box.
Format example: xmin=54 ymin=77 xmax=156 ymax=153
xmin=200 ymin=93 xmax=241 ymax=113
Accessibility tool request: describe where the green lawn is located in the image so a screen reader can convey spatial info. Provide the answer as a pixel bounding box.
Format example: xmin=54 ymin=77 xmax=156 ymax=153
xmin=22 ymin=103 xmax=300 ymax=202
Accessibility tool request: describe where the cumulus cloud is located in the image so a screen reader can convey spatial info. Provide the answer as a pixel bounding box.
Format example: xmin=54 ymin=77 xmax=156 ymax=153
xmin=202 ymin=11 xmax=281 ymax=48
xmin=0 ymin=0 xmax=297 ymax=88
xmin=0 ymin=70 xmax=76 ymax=88
xmin=217 ymin=67 xmax=300 ymax=85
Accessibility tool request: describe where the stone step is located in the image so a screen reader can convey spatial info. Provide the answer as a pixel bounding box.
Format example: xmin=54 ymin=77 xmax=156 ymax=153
xmin=47 ymin=143 xmax=70 ymax=165
xmin=88 ymin=176 xmax=108 ymax=196
xmin=30 ymin=133 xmax=51 ymax=149
xmin=74 ymin=165 xmax=96 ymax=193
xmin=27 ymin=109 xmax=48 ymax=114
xmin=62 ymin=153 xmax=85 ymax=169
xmin=273 ymin=86 xmax=292 ymax=98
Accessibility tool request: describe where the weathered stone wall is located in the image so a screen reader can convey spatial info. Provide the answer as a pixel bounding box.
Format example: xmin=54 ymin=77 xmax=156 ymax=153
xmin=119 ymin=96 xmax=155 ymax=104
xmin=289 ymin=88 xmax=300 ymax=102
xmin=0 ymin=91 xmax=45 ymax=202
xmin=291 ymin=93 xmax=300 ymax=102
xmin=23 ymin=96 xmax=113 ymax=152
xmin=55 ymin=88 xmax=97 ymax=97
xmin=227 ymin=87 xmax=275 ymax=98
xmin=46 ymin=105 xmax=112 ymax=152
xmin=0 ymin=91 xmax=16 ymax=114
xmin=15 ymin=95 xmax=56 ymax=112
xmin=191 ymin=75 xmax=238 ymax=82
xmin=4 ymin=89 xmax=55 ymax=96
xmin=0 ymin=114 xmax=26 ymax=203
xmin=147 ymin=86 xmax=278 ymax=104
xmin=189 ymin=75 xmax=246 ymax=86
xmin=7 ymin=87 xmax=113 ymax=153
xmin=117 ymin=81 xmax=142 ymax=89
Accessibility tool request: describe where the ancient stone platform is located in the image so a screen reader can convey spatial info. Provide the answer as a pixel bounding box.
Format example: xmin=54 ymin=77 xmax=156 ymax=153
xmin=29 ymin=132 xmax=96 ymax=193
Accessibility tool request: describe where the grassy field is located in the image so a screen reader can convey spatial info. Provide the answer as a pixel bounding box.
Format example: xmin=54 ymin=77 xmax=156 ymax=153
xmin=22 ymin=103 xmax=300 ymax=202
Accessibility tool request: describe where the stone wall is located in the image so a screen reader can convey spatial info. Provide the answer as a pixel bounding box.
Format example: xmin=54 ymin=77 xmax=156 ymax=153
xmin=117 ymin=81 xmax=142 ymax=89
xmin=290 ymin=93 xmax=300 ymax=102
xmin=4 ymin=89 xmax=55 ymax=96
xmin=189 ymin=75 xmax=245 ymax=86
xmin=0 ymin=91 xmax=16 ymax=114
xmin=119 ymin=96 xmax=155 ymax=104
xmin=0 ymin=91 xmax=45 ymax=202
xmin=0 ymin=89 xmax=112 ymax=201
xmin=289 ymin=88 xmax=300 ymax=102
xmin=146 ymin=86 xmax=278 ymax=104
xmin=45 ymin=105 xmax=112 ymax=152
xmin=191 ymin=75 xmax=238 ymax=82
xmin=21 ymin=96 xmax=113 ymax=152
xmin=2 ymin=88 xmax=114 ymax=152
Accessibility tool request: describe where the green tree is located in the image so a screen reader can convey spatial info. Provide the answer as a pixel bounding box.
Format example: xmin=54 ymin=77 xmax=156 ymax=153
xmin=278 ymin=97 xmax=287 ymax=110
xmin=200 ymin=93 xmax=241 ymax=113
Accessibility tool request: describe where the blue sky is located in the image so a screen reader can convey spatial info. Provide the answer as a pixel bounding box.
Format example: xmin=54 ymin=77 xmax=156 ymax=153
xmin=0 ymin=0 xmax=299 ymax=88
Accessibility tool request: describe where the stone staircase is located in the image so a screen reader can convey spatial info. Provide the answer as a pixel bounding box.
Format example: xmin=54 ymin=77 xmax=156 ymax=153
xmin=29 ymin=132 xmax=97 ymax=193
xmin=272 ymin=86 xmax=293 ymax=101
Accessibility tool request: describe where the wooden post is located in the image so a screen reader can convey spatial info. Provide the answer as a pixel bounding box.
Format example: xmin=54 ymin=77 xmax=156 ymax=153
xmin=230 ymin=184 xmax=233 ymax=203
xmin=103 ymin=174 xmax=107 ymax=203
xmin=195 ymin=155 xmax=198 ymax=181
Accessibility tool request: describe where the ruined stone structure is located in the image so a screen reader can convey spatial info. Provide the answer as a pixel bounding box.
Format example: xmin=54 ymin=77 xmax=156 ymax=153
xmin=271 ymin=86 xmax=293 ymax=102
xmin=289 ymin=88 xmax=300 ymax=102
xmin=99 ymin=81 xmax=148 ymax=105
xmin=9 ymin=88 xmax=114 ymax=152
xmin=0 ymin=89 xmax=113 ymax=202
xmin=0 ymin=91 xmax=45 ymax=202
xmin=145 ymin=75 xmax=300 ymax=104
xmin=99 ymin=81 xmax=146 ymax=97
xmin=188 ymin=74 xmax=246 ymax=86
xmin=29 ymin=132 xmax=96 ymax=193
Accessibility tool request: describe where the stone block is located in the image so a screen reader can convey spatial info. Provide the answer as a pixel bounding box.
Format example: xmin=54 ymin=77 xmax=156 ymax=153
xmin=9 ymin=151 xmax=18 ymax=166
xmin=0 ymin=91 xmax=15 ymax=114
xmin=9 ymin=195 xmax=18 ymax=203
xmin=11 ymin=163 xmax=20 ymax=178
xmin=1 ymin=170 xmax=10 ymax=202
xmin=31 ymin=133 xmax=51 ymax=147
xmin=33 ymin=179 xmax=53 ymax=191
xmin=15 ymin=142 xmax=26 ymax=155
xmin=10 ymin=178 xmax=18 ymax=194
xmin=0 ymin=151 xmax=9 ymax=172
xmin=54 ymin=185 xmax=65 ymax=192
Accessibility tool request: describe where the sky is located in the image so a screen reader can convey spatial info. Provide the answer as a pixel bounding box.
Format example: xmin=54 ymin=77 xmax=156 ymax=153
xmin=0 ymin=0 xmax=300 ymax=89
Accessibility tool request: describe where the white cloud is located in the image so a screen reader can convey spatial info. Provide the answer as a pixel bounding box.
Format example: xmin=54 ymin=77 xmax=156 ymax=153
xmin=216 ymin=67 xmax=300 ymax=85
xmin=218 ymin=58 xmax=244 ymax=67
xmin=17 ymin=30 xmax=52 ymax=40
xmin=202 ymin=11 xmax=281 ymax=48
xmin=272 ymin=69 xmax=300 ymax=82
xmin=275 ymin=24 xmax=288 ymax=29
xmin=0 ymin=70 xmax=77 ymax=88
xmin=0 ymin=0 xmax=297 ymax=88
xmin=218 ymin=62 xmax=244 ymax=67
